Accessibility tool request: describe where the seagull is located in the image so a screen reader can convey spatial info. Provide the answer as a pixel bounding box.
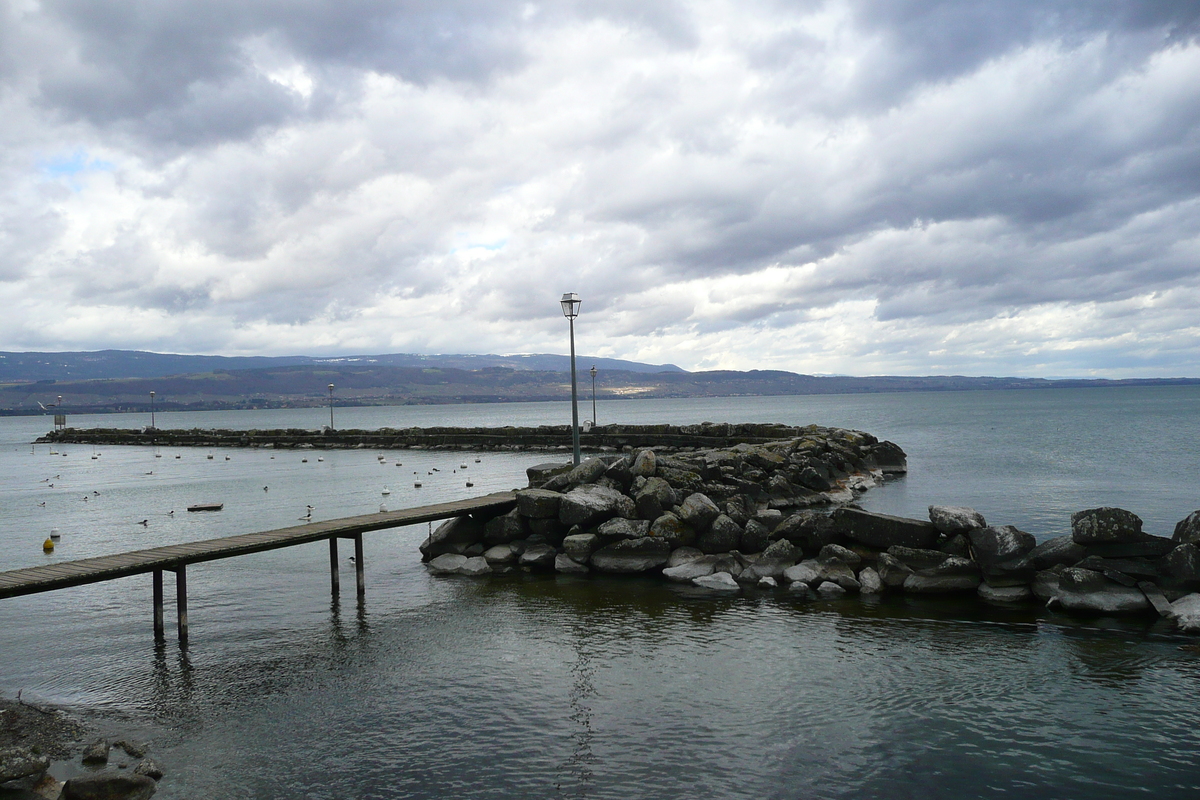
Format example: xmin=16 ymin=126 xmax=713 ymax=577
xmin=93 ymin=491 xmax=99 ymax=496
xmin=82 ymin=496 xmax=89 ymax=502
xmin=138 ymin=519 xmax=148 ymax=526
xmin=145 ymin=471 xmax=154 ymax=475
xmin=37 ymin=501 xmax=45 ymax=507
xmin=263 ymin=486 xmax=269 ymax=492
xmin=299 ymin=505 xmax=313 ymax=521
xmin=167 ymin=510 xmax=174 ymax=516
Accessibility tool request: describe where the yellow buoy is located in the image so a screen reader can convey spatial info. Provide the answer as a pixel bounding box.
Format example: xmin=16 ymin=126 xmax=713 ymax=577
xmin=42 ymin=537 xmax=54 ymax=552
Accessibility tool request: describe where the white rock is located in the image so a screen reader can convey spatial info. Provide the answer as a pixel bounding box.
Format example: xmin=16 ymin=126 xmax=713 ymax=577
xmin=692 ymin=571 xmax=740 ymax=592
xmin=427 ymin=554 xmax=468 ymax=574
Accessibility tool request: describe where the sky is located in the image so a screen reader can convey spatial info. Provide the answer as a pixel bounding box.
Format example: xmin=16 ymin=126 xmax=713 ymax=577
xmin=1 ymin=0 xmax=1199 ymax=377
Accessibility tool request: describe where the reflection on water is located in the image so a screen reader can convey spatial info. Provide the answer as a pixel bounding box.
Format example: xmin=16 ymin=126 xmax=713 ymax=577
xmin=3 ymin=389 xmax=1200 ymax=797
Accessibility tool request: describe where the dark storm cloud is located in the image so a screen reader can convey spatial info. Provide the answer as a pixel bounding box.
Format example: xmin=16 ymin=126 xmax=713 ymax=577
xmin=2 ymin=0 xmax=1199 ymax=375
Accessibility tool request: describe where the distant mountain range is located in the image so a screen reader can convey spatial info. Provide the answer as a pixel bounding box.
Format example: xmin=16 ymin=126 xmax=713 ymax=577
xmin=0 ymin=349 xmax=1196 ymax=415
xmin=0 ymin=349 xmax=684 ymax=382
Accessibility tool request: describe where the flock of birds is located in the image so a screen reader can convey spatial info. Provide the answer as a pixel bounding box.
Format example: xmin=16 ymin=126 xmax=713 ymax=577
xmin=34 ymin=449 xmax=487 ymax=532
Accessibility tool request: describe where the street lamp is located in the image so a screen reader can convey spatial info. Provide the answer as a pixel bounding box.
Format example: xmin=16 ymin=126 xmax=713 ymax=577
xmin=590 ymin=365 xmax=597 ymax=426
xmin=149 ymin=391 xmax=155 ymax=429
xmin=560 ymin=292 xmax=581 ymax=466
xmin=328 ymin=384 xmax=335 ymax=430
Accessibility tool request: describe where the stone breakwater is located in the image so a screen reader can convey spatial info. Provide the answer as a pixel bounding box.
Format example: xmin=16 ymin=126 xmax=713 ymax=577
xmin=420 ymin=430 xmax=1200 ymax=634
xmin=37 ymin=422 xmax=883 ymax=453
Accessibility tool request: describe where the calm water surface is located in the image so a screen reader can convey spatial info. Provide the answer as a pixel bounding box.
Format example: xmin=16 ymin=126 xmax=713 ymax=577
xmin=2 ymin=387 xmax=1200 ymax=798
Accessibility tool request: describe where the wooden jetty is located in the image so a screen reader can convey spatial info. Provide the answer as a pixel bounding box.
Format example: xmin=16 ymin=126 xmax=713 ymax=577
xmin=0 ymin=492 xmax=515 ymax=643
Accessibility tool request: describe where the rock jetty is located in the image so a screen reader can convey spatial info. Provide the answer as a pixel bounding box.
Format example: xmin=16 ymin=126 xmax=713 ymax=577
xmin=37 ymin=421 xmax=912 ymax=455
xmin=420 ymin=430 xmax=1200 ymax=634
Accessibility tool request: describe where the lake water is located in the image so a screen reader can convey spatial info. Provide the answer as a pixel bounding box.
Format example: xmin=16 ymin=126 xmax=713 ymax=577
xmin=2 ymin=387 xmax=1200 ymax=798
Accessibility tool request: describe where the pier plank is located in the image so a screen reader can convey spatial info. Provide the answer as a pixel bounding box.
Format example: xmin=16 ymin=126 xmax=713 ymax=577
xmin=0 ymin=492 xmax=515 ymax=600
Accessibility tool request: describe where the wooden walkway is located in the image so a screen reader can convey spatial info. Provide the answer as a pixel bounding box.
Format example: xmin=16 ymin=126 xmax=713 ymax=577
xmin=0 ymin=492 xmax=516 ymax=642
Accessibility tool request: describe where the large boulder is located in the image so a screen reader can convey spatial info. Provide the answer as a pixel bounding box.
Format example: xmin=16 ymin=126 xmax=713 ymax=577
xmin=772 ymin=511 xmax=837 ymax=552
xmin=604 ymin=458 xmax=634 ymax=490
xmin=426 ymin=554 xmax=468 ymax=575
xmin=558 ymin=484 xmax=635 ymax=528
xmin=648 ymin=512 xmax=696 ymax=548
xmin=885 ymin=546 xmax=951 ymax=571
xmin=858 ymin=567 xmax=883 ymax=594
xmin=875 ymin=553 xmax=913 ymax=588
xmin=979 ymin=583 xmax=1033 ymax=604
xmin=929 ymin=505 xmax=987 ymax=534
xmin=782 ymin=562 xmax=820 ymax=586
xmin=561 ymin=533 xmax=601 ymax=563
xmin=1165 ymin=543 xmax=1200 ymax=583
xmin=740 ymin=519 xmax=771 ymax=553
xmin=0 ymin=746 xmax=49 ymax=784
xmin=696 ymin=514 xmax=742 ymax=554
xmin=420 ymin=516 xmax=483 ymax=560
xmin=527 ymin=461 xmax=572 ymax=487
xmin=1071 ymin=507 xmax=1147 ymax=545
xmin=459 ymin=556 xmax=491 ymax=576
xmin=483 ymin=507 xmax=529 ymax=545
xmin=596 ymin=517 xmax=651 ymax=541
xmin=1051 ymin=567 xmax=1151 ymax=614
xmin=590 ymin=537 xmax=672 ymax=573
xmin=902 ymin=556 xmax=981 ymax=593
xmin=518 ymin=543 xmax=557 ymax=569
xmin=678 ymin=493 xmax=721 ymax=531
xmin=1167 ymin=593 xmax=1200 ymax=633
xmin=692 ymin=572 xmax=741 ymax=592
xmin=634 ymin=477 xmax=677 ymax=521
xmin=554 ymin=553 xmax=590 ymax=574
xmin=1174 ymin=511 xmax=1200 ymax=545
xmin=662 ymin=557 xmax=720 ymax=583
xmin=967 ymin=525 xmax=1037 ymax=573
xmin=799 ymin=557 xmax=860 ymax=591
xmin=515 ymin=488 xmax=563 ymax=519
xmin=834 ymin=507 xmax=938 ymax=550
xmin=61 ymin=772 xmax=158 ymax=800
xmin=483 ymin=543 xmax=518 ymax=566
xmin=630 ymin=449 xmax=657 ymax=477
xmin=566 ymin=457 xmax=608 ymax=486
xmin=1027 ymin=535 xmax=1086 ymax=570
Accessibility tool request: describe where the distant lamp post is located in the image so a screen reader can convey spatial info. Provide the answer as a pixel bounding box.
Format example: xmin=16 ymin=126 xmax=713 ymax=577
xmin=590 ymin=365 xmax=597 ymax=426
xmin=560 ymin=292 xmax=582 ymax=465
xmin=149 ymin=391 xmax=156 ymax=429
xmin=328 ymin=384 xmax=335 ymax=430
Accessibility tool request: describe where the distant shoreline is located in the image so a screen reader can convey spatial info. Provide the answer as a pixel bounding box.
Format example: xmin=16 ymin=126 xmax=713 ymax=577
xmin=6 ymin=378 xmax=1199 ymax=418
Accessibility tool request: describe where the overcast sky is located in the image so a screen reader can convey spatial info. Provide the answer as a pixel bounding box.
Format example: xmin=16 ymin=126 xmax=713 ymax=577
xmin=2 ymin=1 xmax=1198 ymax=376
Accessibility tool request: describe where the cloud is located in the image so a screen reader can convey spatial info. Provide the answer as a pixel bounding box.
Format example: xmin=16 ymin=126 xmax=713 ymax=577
xmin=0 ymin=0 xmax=1197 ymax=377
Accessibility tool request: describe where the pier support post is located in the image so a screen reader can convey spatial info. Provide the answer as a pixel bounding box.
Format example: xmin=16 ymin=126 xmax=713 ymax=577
xmin=354 ymin=534 xmax=365 ymax=599
xmin=174 ymin=565 xmax=188 ymax=643
xmin=152 ymin=569 xmax=164 ymax=640
xmin=329 ymin=537 xmax=340 ymax=596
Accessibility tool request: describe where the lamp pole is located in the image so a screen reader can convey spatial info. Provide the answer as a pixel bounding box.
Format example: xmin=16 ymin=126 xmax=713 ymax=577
xmin=560 ymin=292 xmax=581 ymax=465
xmin=149 ymin=391 xmax=155 ymax=429
xmin=328 ymin=384 xmax=335 ymax=430
xmin=590 ymin=365 xmax=597 ymax=426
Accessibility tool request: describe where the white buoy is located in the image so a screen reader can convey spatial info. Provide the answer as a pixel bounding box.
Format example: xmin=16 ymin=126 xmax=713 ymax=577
xmin=50 ymin=528 xmax=60 ymax=541
xmin=382 ymin=487 xmax=391 ymax=495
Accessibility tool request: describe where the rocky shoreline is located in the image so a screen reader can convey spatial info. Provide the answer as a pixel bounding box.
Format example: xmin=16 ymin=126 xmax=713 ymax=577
xmin=420 ymin=428 xmax=1200 ymax=633
xmin=0 ymin=698 xmax=164 ymax=800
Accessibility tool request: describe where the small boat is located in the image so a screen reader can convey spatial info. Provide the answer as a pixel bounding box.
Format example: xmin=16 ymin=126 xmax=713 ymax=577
xmin=187 ymin=502 xmax=224 ymax=512
xmin=301 ymin=458 xmax=308 ymax=463
xmin=206 ymin=454 xmax=214 ymax=460
xmin=414 ymin=481 xmax=422 ymax=488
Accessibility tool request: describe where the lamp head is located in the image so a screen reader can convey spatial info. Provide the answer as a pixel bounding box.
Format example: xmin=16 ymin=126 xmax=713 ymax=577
xmin=560 ymin=292 xmax=581 ymax=319
xmin=150 ymin=391 xmax=155 ymax=398
xmin=328 ymin=383 xmax=335 ymax=391
xmin=590 ymin=365 xmax=597 ymax=377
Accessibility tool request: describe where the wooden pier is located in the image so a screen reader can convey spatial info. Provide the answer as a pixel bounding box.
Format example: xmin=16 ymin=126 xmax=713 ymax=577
xmin=0 ymin=492 xmax=515 ymax=642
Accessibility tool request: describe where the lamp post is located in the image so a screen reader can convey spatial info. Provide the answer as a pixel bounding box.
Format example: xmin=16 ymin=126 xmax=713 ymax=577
xmin=590 ymin=365 xmax=597 ymax=426
xmin=328 ymin=384 xmax=335 ymax=430
xmin=149 ymin=391 xmax=155 ymax=429
xmin=560 ymin=292 xmax=581 ymax=466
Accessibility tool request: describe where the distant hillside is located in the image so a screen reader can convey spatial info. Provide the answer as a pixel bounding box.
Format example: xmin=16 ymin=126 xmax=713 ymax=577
xmin=0 ymin=349 xmax=685 ymax=383
xmin=1 ymin=361 xmax=1197 ymax=415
